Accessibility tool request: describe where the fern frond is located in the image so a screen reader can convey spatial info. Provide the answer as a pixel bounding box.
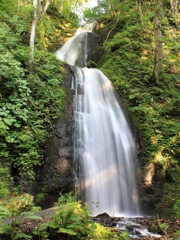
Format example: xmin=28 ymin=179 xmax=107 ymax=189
xmin=0 ymin=206 xmax=11 ymax=216
xmin=48 ymin=221 xmax=60 ymax=229
xmin=24 ymin=215 xmax=43 ymax=220
xmin=59 ymin=227 xmax=77 ymax=235
xmin=0 ymin=225 xmax=13 ymax=234
xmin=14 ymin=232 xmax=32 ymax=239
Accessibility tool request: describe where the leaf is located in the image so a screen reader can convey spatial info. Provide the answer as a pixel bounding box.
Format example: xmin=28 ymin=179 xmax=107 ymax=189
xmin=4 ymin=118 xmax=16 ymax=126
xmin=21 ymin=212 xmax=43 ymax=220
xmin=0 ymin=225 xmax=13 ymax=234
xmin=24 ymin=215 xmax=43 ymax=220
xmin=49 ymin=221 xmax=60 ymax=229
xmin=14 ymin=232 xmax=32 ymax=239
xmin=0 ymin=206 xmax=11 ymax=216
xmin=20 ymin=211 xmax=33 ymax=216
xmin=59 ymin=227 xmax=77 ymax=236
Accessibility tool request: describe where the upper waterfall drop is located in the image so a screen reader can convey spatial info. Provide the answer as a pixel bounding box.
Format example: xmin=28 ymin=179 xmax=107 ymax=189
xmin=56 ymin=22 xmax=140 ymax=216
xmin=55 ymin=21 xmax=99 ymax=67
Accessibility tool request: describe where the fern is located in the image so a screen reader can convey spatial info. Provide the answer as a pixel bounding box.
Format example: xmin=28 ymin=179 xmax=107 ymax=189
xmin=48 ymin=222 xmax=60 ymax=229
xmin=20 ymin=212 xmax=43 ymax=221
xmin=14 ymin=232 xmax=32 ymax=239
xmin=59 ymin=227 xmax=77 ymax=236
xmin=0 ymin=206 xmax=11 ymax=217
xmin=0 ymin=225 xmax=14 ymax=234
xmin=24 ymin=215 xmax=43 ymax=220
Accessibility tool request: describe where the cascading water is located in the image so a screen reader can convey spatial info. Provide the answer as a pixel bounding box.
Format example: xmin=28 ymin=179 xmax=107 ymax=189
xmin=56 ymin=22 xmax=140 ymax=216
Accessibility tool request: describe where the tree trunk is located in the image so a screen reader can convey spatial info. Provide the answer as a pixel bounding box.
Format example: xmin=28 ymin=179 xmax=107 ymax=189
xmin=153 ymin=0 xmax=166 ymax=83
xmin=29 ymin=0 xmax=37 ymax=71
xmin=97 ymin=0 xmax=101 ymax=18
xmin=58 ymin=0 xmax=65 ymax=10
xmin=39 ymin=0 xmax=50 ymax=24
xmin=136 ymin=0 xmax=144 ymax=26
xmin=170 ymin=0 xmax=178 ymax=16
xmin=174 ymin=0 xmax=178 ymax=16
xmin=17 ymin=0 xmax=20 ymax=15
xmin=171 ymin=0 xmax=174 ymax=13
xmin=107 ymin=0 xmax=111 ymax=18
xmin=39 ymin=0 xmax=44 ymax=12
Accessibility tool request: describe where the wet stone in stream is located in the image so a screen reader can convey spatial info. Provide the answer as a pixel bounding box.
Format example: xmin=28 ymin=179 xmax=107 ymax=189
xmin=92 ymin=214 xmax=163 ymax=239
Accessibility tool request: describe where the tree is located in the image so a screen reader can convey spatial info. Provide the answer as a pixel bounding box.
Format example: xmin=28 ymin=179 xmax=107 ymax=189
xmin=29 ymin=0 xmax=37 ymax=71
xmin=153 ymin=0 xmax=166 ymax=83
xmin=17 ymin=0 xmax=20 ymax=15
xmin=136 ymin=0 xmax=144 ymax=26
xmin=170 ymin=0 xmax=178 ymax=17
xmin=39 ymin=0 xmax=50 ymax=23
xmin=39 ymin=0 xmax=44 ymax=11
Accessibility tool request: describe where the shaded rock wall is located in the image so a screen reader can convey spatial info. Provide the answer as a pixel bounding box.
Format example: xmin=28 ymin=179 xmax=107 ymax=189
xmin=33 ymin=66 xmax=74 ymax=208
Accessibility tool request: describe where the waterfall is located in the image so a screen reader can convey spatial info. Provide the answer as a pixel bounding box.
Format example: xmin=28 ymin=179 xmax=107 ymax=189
xmin=56 ymin=23 xmax=140 ymax=216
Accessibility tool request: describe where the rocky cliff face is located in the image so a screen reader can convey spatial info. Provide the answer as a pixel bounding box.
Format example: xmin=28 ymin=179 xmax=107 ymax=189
xmin=33 ymin=66 xmax=74 ymax=208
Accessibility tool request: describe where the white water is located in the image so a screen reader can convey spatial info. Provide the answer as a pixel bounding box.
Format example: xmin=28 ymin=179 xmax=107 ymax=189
xmin=56 ymin=23 xmax=140 ymax=216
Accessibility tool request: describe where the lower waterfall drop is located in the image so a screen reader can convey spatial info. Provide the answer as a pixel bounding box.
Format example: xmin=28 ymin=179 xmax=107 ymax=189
xmin=56 ymin=23 xmax=140 ymax=216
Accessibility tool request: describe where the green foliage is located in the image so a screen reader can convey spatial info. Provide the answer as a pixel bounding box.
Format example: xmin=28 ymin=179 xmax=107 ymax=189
xmin=92 ymin=223 xmax=126 ymax=239
xmin=0 ymin=195 xmax=41 ymax=239
xmin=87 ymin=60 xmax=97 ymax=68
xmin=159 ymin=222 xmax=168 ymax=230
xmin=7 ymin=194 xmax=34 ymax=215
xmin=33 ymin=193 xmax=121 ymax=239
xmin=0 ymin=206 xmax=11 ymax=219
xmin=0 ymin=0 xmax=18 ymax=15
xmin=0 ymin=186 xmax=10 ymax=199
xmin=36 ymin=193 xmax=47 ymax=204
xmin=14 ymin=233 xmax=32 ymax=239
xmin=0 ymin=225 xmax=15 ymax=239
xmin=53 ymin=194 xmax=95 ymax=239
xmin=36 ymin=14 xmax=77 ymax=51
xmin=174 ymin=230 xmax=180 ymax=239
xmin=171 ymin=200 xmax=180 ymax=218
xmin=0 ymin=10 xmax=67 ymax=188
xmin=21 ymin=212 xmax=43 ymax=221
xmin=47 ymin=0 xmax=80 ymax=25
xmin=119 ymin=231 xmax=130 ymax=239
xmin=150 ymin=224 xmax=158 ymax=233
xmin=83 ymin=7 xmax=99 ymax=23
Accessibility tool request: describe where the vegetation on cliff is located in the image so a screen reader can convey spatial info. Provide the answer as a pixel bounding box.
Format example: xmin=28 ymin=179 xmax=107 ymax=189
xmin=0 ymin=0 xmax=77 ymax=197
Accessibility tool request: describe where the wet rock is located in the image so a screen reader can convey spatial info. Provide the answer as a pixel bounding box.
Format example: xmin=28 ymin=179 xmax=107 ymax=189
xmin=92 ymin=212 xmax=119 ymax=227
xmin=116 ymin=217 xmax=163 ymax=239
xmin=85 ymin=32 xmax=103 ymax=64
xmin=33 ymin=67 xmax=74 ymax=208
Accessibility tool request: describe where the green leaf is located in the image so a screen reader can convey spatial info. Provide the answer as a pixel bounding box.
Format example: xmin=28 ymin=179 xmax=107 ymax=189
xmin=21 ymin=212 xmax=43 ymax=221
xmin=14 ymin=232 xmax=32 ymax=239
xmin=24 ymin=215 xmax=43 ymax=220
xmin=49 ymin=221 xmax=60 ymax=229
xmin=0 ymin=206 xmax=11 ymax=216
xmin=4 ymin=117 xmax=16 ymax=126
xmin=0 ymin=225 xmax=13 ymax=234
xmin=59 ymin=227 xmax=77 ymax=235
